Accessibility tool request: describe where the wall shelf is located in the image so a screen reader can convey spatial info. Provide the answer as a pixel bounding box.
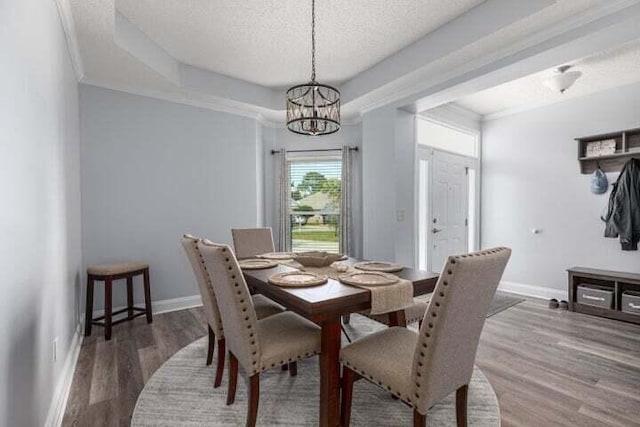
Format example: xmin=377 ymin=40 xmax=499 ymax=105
xmin=575 ymin=127 xmax=640 ymax=174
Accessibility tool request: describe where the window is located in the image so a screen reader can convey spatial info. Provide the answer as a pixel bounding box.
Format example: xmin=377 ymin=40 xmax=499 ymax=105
xmin=288 ymin=157 xmax=342 ymax=252
xmin=417 ymin=117 xmax=478 ymax=157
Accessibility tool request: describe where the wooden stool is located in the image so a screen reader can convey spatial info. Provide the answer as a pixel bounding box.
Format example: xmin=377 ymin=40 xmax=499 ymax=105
xmin=84 ymin=262 xmax=152 ymax=340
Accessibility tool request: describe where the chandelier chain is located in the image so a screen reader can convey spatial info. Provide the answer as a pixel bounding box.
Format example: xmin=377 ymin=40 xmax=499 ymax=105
xmin=311 ymin=0 xmax=316 ymax=81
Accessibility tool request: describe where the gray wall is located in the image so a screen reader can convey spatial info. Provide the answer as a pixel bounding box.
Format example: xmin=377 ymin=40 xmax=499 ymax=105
xmin=80 ymin=86 xmax=263 ymax=310
xmin=263 ymin=124 xmax=364 ymax=258
xmin=0 ymin=1 xmax=82 ymax=425
xmin=482 ymin=82 xmax=640 ymax=297
xmin=361 ymin=107 xmax=416 ymax=266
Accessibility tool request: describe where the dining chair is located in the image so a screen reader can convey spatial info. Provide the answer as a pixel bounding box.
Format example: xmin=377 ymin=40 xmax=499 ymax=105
xmin=363 ymin=296 xmax=432 ymax=328
xmin=231 ymin=227 xmax=276 ymax=259
xmin=198 ymin=240 xmax=322 ymax=427
xmin=180 ymin=235 xmax=286 ymax=388
xmin=339 ymin=247 xmax=511 ymax=427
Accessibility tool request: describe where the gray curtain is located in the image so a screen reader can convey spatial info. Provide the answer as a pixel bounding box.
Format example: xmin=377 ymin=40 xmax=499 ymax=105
xmin=276 ymin=148 xmax=291 ymax=251
xmin=340 ymin=146 xmax=353 ymax=255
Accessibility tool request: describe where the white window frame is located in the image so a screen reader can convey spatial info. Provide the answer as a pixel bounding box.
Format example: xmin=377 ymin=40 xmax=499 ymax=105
xmin=287 ymin=153 xmax=343 ymax=253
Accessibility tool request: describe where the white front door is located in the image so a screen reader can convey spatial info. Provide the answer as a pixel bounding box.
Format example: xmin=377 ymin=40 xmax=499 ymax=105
xmin=430 ymin=150 xmax=469 ymax=272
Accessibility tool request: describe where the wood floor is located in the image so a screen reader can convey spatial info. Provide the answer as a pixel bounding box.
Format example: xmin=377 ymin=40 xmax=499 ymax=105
xmin=62 ymin=298 xmax=640 ymax=427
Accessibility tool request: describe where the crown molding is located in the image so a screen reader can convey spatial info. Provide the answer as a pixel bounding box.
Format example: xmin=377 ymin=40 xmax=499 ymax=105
xmin=80 ymin=78 xmax=263 ymax=121
xmin=55 ymin=0 xmax=85 ymax=80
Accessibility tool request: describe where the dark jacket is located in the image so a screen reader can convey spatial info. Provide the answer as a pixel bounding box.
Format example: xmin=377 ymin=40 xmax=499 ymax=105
xmin=602 ymin=158 xmax=640 ymax=250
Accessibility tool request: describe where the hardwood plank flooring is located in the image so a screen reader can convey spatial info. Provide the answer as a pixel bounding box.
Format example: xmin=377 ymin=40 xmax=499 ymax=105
xmin=62 ymin=298 xmax=640 ymax=426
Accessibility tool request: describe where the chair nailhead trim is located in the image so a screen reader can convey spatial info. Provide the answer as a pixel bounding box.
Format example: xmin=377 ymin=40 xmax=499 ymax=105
xmin=413 ymin=257 xmax=459 ymax=407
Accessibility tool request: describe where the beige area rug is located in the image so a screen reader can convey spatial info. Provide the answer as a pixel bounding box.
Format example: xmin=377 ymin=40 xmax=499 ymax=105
xmin=132 ymin=315 xmax=500 ymax=426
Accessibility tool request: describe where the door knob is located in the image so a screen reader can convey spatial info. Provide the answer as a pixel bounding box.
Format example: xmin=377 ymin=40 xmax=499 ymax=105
xmin=432 ymin=228 xmax=442 ymax=234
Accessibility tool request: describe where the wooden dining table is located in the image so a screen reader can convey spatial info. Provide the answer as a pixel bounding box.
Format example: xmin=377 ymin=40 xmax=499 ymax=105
xmin=243 ymin=257 xmax=439 ymax=427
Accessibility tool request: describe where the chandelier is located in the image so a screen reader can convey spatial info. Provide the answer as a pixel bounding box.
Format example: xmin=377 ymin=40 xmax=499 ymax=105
xmin=286 ymin=0 xmax=340 ymax=136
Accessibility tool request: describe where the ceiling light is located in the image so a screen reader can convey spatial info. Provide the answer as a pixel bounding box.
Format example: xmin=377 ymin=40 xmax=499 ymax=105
xmin=543 ymin=65 xmax=582 ymax=94
xmin=286 ymin=0 xmax=340 ymax=136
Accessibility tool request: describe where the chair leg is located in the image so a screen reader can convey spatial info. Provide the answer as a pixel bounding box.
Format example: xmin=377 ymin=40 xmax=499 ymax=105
xmin=104 ymin=278 xmax=113 ymax=341
xmin=413 ymin=409 xmax=427 ymax=427
xmin=456 ymin=384 xmax=468 ymax=427
xmin=84 ymin=276 xmax=94 ymax=337
xmin=227 ymin=352 xmax=238 ymax=405
xmin=126 ymin=276 xmax=134 ymax=319
xmin=206 ymin=327 xmax=215 ymax=366
xmin=342 ymin=314 xmax=351 ymax=324
xmin=246 ymin=374 xmax=260 ymax=427
xmin=143 ymin=268 xmax=153 ymax=323
xmin=341 ymin=324 xmax=352 ymax=343
xmin=288 ymin=361 xmax=297 ymax=377
xmin=340 ymin=367 xmax=360 ymax=427
xmin=215 ymin=338 xmax=226 ymax=388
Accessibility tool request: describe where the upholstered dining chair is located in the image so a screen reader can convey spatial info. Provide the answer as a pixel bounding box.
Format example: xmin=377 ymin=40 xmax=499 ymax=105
xmin=180 ymin=235 xmax=285 ymax=388
xmin=363 ymin=296 xmax=432 ymax=328
xmin=198 ymin=240 xmax=322 ymax=427
xmin=231 ymin=227 xmax=276 ymax=259
xmin=339 ymin=247 xmax=511 ymax=427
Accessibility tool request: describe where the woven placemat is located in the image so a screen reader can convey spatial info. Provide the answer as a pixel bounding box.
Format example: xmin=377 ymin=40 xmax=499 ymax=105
xmin=268 ymin=271 xmax=328 ymax=287
xmin=338 ymin=271 xmax=399 ymax=287
xmin=238 ymin=259 xmax=277 ymax=270
xmin=353 ymin=261 xmax=404 ymax=273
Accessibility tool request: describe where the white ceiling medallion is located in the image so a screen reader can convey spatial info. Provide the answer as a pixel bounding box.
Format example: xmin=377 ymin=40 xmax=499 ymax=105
xmin=543 ymin=65 xmax=582 ymax=94
xmin=286 ymin=0 xmax=340 ymax=136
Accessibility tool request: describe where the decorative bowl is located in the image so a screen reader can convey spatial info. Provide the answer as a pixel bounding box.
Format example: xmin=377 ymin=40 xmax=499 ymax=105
xmin=293 ymin=251 xmax=347 ymax=267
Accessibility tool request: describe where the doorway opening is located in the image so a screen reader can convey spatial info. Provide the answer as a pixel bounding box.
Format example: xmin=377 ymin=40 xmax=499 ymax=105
xmin=416 ymin=117 xmax=480 ymax=272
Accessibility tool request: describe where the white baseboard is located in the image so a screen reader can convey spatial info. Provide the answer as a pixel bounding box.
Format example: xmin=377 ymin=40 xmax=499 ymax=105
xmin=44 ymin=324 xmax=83 ymax=427
xmin=499 ymin=280 xmax=567 ymax=301
xmin=92 ymin=294 xmax=203 ymax=318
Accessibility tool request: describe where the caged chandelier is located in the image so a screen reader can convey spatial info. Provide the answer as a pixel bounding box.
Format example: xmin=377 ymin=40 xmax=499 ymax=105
xmin=286 ymin=0 xmax=340 ymax=136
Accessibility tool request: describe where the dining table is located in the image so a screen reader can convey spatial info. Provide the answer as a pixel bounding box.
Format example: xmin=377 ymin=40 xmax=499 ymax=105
xmin=243 ymin=257 xmax=439 ymax=427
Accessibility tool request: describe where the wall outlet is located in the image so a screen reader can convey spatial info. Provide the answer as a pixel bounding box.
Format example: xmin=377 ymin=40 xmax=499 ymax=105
xmin=397 ymin=210 xmax=406 ymax=222
xmin=53 ymin=337 xmax=58 ymax=363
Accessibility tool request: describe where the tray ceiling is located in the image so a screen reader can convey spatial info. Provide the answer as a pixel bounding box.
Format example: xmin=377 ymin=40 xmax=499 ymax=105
xmin=113 ymin=0 xmax=485 ymax=88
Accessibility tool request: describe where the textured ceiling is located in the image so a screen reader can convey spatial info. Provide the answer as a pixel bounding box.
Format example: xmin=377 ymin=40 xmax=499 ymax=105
xmin=455 ymin=39 xmax=640 ymax=117
xmin=67 ymin=0 xmax=621 ymax=113
xmin=113 ymin=0 xmax=485 ymax=88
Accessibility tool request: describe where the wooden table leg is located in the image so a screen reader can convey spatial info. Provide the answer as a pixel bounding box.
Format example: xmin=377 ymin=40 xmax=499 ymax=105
xmin=319 ymin=318 xmax=341 ymax=427
xmin=388 ymin=310 xmax=407 ymax=327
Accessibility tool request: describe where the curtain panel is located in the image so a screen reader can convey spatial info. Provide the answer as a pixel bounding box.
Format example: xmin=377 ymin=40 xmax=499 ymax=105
xmin=276 ymin=148 xmax=291 ymax=251
xmin=340 ymin=146 xmax=353 ymax=256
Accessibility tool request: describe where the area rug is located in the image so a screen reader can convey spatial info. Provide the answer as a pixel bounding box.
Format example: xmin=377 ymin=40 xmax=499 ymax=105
xmin=132 ymin=315 xmax=500 ymax=426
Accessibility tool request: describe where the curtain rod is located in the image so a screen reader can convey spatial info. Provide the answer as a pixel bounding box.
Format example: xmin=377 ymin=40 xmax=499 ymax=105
xmin=270 ymin=147 xmax=358 ymax=155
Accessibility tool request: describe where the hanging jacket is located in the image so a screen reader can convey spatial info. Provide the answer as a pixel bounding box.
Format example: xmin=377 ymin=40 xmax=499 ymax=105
xmin=602 ymin=158 xmax=640 ymax=250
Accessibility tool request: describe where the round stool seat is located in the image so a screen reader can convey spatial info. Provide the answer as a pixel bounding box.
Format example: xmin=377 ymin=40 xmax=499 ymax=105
xmin=87 ymin=261 xmax=148 ymax=276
